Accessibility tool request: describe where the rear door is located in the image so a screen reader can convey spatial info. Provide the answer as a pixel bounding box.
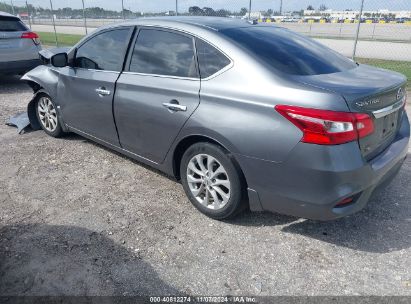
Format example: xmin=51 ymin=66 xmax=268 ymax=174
xmin=58 ymin=27 xmax=133 ymax=145
xmin=114 ymin=28 xmax=201 ymax=163
xmin=0 ymin=15 xmax=37 ymax=62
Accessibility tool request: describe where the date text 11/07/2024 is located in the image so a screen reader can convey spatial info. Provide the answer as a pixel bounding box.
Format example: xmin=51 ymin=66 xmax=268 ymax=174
xmin=149 ymin=296 xmax=257 ymax=303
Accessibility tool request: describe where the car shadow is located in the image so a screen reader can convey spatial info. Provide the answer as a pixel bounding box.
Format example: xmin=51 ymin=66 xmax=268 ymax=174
xmin=226 ymin=154 xmax=411 ymax=254
xmin=282 ymin=154 xmax=411 ymax=253
xmin=63 ymin=132 xmax=176 ymax=181
xmin=63 ymin=135 xmax=411 ymax=254
xmin=0 ymin=224 xmax=180 ymax=296
xmin=0 ymin=75 xmax=31 ymax=93
xmin=226 ymin=210 xmax=298 ymax=227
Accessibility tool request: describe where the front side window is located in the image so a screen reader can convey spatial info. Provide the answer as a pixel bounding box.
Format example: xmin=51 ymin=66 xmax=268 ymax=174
xmin=196 ymin=39 xmax=231 ymax=78
xmin=129 ymin=29 xmax=198 ymax=78
xmin=74 ymin=29 xmax=130 ymax=71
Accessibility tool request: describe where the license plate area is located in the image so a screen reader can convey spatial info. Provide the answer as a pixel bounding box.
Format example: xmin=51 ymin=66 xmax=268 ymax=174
xmin=360 ymin=105 xmax=403 ymax=160
xmin=380 ymin=110 xmax=399 ymax=140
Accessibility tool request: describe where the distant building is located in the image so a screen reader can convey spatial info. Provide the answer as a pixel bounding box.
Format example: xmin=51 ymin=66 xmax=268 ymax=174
xmin=242 ymin=11 xmax=263 ymax=19
xmin=304 ymin=9 xmax=411 ymax=20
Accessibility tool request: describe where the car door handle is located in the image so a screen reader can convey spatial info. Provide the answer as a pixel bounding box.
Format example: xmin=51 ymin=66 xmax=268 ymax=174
xmin=95 ymin=87 xmax=111 ymax=96
xmin=162 ymin=102 xmax=187 ymax=112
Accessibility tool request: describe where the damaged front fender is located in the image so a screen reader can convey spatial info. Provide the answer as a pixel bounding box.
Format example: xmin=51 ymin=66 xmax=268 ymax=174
xmin=21 ymin=66 xmax=68 ymax=132
xmin=21 ymin=65 xmax=60 ymax=98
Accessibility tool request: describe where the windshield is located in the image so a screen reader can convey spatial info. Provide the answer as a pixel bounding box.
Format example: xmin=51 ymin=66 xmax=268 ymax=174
xmin=221 ymin=26 xmax=357 ymax=76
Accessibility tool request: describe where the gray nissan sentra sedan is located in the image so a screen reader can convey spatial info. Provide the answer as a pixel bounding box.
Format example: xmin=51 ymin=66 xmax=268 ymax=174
xmin=22 ymin=17 xmax=410 ymax=220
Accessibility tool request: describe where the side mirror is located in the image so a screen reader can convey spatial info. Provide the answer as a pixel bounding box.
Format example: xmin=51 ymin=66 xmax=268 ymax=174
xmin=51 ymin=53 xmax=68 ymax=68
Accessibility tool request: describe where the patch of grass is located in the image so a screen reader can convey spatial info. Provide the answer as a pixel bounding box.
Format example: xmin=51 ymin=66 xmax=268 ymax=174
xmin=357 ymin=58 xmax=411 ymax=90
xmin=37 ymin=31 xmax=84 ymax=47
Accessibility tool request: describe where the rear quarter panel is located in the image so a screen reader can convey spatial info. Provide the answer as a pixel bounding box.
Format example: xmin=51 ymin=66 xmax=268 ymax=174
xmin=174 ymin=57 xmax=351 ymax=163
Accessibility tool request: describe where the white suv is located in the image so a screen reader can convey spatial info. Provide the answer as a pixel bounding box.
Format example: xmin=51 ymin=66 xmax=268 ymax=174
xmin=0 ymin=11 xmax=42 ymax=75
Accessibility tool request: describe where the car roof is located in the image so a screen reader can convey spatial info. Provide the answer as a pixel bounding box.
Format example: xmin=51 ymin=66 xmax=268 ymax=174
xmin=0 ymin=11 xmax=19 ymax=18
xmin=104 ymin=16 xmax=276 ymax=32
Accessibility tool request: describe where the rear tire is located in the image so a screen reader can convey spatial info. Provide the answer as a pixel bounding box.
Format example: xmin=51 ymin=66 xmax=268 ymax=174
xmin=35 ymin=93 xmax=64 ymax=138
xmin=180 ymin=142 xmax=246 ymax=220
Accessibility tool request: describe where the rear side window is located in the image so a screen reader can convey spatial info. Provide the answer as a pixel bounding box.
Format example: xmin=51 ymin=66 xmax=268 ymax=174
xmin=74 ymin=28 xmax=130 ymax=71
xmin=196 ymin=39 xmax=231 ymax=78
xmin=221 ymin=27 xmax=357 ymax=76
xmin=129 ymin=29 xmax=198 ymax=78
xmin=0 ymin=17 xmax=26 ymax=31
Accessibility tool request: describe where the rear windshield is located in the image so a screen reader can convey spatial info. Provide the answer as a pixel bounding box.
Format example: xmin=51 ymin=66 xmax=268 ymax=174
xmin=0 ymin=17 xmax=26 ymax=31
xmin=221 ymin=26 xmax=357 ymax=76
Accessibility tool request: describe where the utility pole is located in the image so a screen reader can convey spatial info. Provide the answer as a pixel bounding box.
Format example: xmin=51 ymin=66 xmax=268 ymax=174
xmin=279 ymin=0 xmax=283 ymax=15
xmin=26 ymin=0 xmax=31 ymax=29
xmin=352 ymin=0 xmax=365 ymax=60
xmin=10 ymin=0 xmax=15 ymax=15
xmin=121 ymin=0 xmax=125 ymax=19
xmin=49 ymin=0 xmax=58 ymax=46
xmin=82 ymin=0 xmax=88 ymax=34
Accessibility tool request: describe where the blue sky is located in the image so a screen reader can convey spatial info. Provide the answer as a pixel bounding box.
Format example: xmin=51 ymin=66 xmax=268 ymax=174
xmin=14 ymin=0 xmax=411 ymax=12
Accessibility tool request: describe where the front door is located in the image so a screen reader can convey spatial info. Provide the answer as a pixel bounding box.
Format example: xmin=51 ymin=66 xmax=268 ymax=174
xmin=59 ymin=27 xmax=133 ymax=145
xmin=114 ymin=28 xmax=201 ymax=163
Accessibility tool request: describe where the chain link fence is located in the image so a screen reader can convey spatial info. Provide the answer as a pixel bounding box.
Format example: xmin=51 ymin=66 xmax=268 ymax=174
xmin=1 ymin=0 xmax=410 ymax=84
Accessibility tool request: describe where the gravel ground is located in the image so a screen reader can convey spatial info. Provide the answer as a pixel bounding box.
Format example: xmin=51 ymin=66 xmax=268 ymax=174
xmin=0 ymin=75 xmax=410 ymax=296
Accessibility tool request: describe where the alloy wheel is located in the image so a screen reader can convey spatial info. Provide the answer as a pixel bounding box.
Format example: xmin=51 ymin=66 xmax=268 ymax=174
xmin=38 ymin=96 xmax=58 ymax=132
xmin=186 ymin=154 xmax=231 ymax=210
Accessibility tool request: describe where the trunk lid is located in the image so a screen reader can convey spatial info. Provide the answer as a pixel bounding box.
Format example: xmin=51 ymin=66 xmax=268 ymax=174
xmin=293 ymin=64 xmax=407 ymax=160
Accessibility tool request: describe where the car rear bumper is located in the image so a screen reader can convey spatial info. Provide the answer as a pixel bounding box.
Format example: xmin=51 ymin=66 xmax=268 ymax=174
xmin=237 ymin=112 xmax=410 ymax=220
xmin=0 ymin=59 xmax=42 ymax=75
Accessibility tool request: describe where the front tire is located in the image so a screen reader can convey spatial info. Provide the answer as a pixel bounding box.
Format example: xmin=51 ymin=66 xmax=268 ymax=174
xmin=35 ymin=94 xmax=64 ymax=138
xmin=180 ymin=142 xmax=245 ymax=220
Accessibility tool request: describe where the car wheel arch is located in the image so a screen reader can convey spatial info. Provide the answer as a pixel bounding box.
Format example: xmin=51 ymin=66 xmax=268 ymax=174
xmin=172 ymin=135 xmax=249 ymax=190
xmin=27 ymin=89 xmax=69 ymax=133
xmin=24 ymin=80 xmax=42 ymax=93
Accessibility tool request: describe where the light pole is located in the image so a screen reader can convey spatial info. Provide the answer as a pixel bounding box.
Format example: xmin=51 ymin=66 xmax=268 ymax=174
xmin=10 ymin=0 xmax=15 ymax=15
xmin=248 ymin=0 xmax=251 ymax=20
xmin=26 ymin=0 xmax=31 ymax=29
xmin=352 ymin=0 xmax=365 ymax=60
xmin=49 ymin=0 xmax=58 ymax=46
xmin=82 ymin=0 xmax=87 ymax=34
xmin=175 ymin=0 xmax=178 ymax=16
xmin=279 ymin=0 xmax=283 ymax=15
xmin=121 ymin=0 xmax=125 ymax=19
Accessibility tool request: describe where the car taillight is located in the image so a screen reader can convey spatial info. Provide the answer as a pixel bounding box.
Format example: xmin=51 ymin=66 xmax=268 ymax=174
xmin=275 ymin=105 xmax=374 ymax=145
xmin=21 ymin=32 xmax=40 ymax=45
xmin=335 ymin=197 xmax=354 ymax=207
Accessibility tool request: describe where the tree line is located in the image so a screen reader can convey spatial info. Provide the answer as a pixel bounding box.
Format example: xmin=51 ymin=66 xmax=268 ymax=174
xmin=0 ymin=3 xmax=267 ymax=18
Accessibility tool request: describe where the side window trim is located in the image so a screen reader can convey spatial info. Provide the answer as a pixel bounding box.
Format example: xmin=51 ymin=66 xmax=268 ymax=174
xmin=124 ymin=26 xmax=200 ymax=80
xmin=73 ymin=26 xmax=134 ymax=73
xmin=121 ymin=26 xmax=138 ymax=72
xmin=123 ymin=26 xmax=141 ymax=73
xmin=195 ymin=37 xmax=233 ymax=81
